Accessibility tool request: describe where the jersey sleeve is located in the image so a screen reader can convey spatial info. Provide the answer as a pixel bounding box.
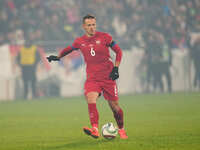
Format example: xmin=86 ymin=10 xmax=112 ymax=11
xmin=59 ymin=38 xmax=80 ymax=57
xmin=104 ymin=33 xmax=122 ymax=63
xmin=71 ymin=38 xmax=81 ymax=50
xmin=104 ymin=33 xmax=113 ymax=46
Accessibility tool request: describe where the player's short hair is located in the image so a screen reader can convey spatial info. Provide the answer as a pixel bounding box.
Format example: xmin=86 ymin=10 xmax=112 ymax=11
xmin=82 ymin=14 xmax=96 ymax=24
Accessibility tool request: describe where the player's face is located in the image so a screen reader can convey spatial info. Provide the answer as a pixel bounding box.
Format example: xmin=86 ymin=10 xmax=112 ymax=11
xmin=83 ymin=18 xmax=96 ymax=37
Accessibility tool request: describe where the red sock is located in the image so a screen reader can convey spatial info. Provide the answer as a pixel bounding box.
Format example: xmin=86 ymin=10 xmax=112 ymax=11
xmin=113 ymin=108 xmax=124 ymax=129
xmin=88 ymin=103 xmax=99 ymax=128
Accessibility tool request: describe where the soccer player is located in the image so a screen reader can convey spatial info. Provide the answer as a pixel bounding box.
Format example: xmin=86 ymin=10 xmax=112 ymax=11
xmin=47 ymin=14 xmax=128 ymax=139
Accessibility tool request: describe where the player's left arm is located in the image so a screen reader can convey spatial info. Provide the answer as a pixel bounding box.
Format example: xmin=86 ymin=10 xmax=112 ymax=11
xmin=108 ymin=40 xmax=123 ymax=80
xmin=105 ymin=33 xmax=122 ymax=80
xmin=109 ymin=41 xmax=122 ymax=67
xmin=105 ymin=33 xmax=122 ymax=67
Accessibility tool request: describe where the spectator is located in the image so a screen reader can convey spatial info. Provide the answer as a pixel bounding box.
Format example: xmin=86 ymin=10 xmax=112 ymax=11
xmin=16 ymin=31 xmax=40 ymax=99
xmin=190 ymin=37 xmax=200 ymax=88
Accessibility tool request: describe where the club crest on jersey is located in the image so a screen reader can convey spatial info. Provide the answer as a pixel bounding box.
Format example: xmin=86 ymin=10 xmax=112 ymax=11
xmin=96 ymin=40 xmax=101 ymax=44
xmin=89 ymin=44 xmax=94 ymax=47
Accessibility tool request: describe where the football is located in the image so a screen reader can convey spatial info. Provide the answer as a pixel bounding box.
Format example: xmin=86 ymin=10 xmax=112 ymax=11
xmin=101 ymin=122 xmax=118 ymax=139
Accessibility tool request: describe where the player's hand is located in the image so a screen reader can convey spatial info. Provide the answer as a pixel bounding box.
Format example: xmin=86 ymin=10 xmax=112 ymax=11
xmin=46 ymin=55 xmax=60 ymax=62
xmin=109 ymin=66 xmax=119 ymax=80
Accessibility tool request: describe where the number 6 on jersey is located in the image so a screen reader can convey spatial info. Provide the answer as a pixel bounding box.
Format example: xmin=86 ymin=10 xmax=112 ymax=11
xmin=90 ymin=47 xmax=96 ymax=56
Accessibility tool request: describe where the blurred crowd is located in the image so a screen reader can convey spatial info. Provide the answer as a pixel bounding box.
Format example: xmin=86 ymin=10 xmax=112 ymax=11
xmin=0 ymin=0 xmax=199 ymax=48
xmin=1 ymin=0 xmax=200 ymax=96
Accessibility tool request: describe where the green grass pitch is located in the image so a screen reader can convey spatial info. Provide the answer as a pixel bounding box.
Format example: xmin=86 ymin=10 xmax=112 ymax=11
xmin=0 ymin=93 xmax=200 ymax=150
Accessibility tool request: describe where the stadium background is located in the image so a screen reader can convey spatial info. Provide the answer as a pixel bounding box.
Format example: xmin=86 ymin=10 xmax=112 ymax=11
xmin=0 ymin=1 xmax=200 ymax=150
xmin=0 ymin=0 xmax=200 ymax=100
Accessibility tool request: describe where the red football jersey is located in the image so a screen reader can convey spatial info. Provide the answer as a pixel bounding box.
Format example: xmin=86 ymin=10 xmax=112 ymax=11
xmin=72 ymin=31 xmax=115 ymax=80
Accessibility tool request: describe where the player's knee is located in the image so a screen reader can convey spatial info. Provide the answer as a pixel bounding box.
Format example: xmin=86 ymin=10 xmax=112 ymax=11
xmin=86 ymin=92 xmax=99 ymax=103
xmin=86 ymin=98 xmax=96 ymax=104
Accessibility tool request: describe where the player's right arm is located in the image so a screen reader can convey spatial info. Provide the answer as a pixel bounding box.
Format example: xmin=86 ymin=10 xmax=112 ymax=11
xmin=58 ymin=45 xmax=78 ymax=59
xmin=47 ymin=38 xmax=80 ymax=62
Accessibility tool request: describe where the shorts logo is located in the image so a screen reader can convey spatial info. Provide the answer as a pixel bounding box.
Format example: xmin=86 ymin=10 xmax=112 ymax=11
xmin=114 ymin=85 xmax=118 ymax=97
xmin=89 ymin=44 xmax=94 ymax=47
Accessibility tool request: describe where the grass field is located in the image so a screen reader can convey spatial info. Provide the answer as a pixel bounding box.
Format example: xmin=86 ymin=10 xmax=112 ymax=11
xmin=0 ymin=93 xmax=200 ymax=150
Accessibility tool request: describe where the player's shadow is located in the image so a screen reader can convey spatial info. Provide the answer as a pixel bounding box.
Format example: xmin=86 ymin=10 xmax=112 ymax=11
xmin=44 ymin=138 xmax=116 ymax=150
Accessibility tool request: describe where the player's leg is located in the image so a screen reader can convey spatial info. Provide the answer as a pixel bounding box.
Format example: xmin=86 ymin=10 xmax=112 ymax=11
xmin=86 ymin=92 xmax=99 ymax=128
xmin=103 ymin=81 xmax=128 ymax=139
xmin=107 ymin=100 xmax=123 ymax=128
xmin=83 ymin=92 xmax=100 ymax=138
xmin=83 ymin=81 xmax=101 ymax=138
xmin=107 ymin=100 xmax=128 ymax=139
